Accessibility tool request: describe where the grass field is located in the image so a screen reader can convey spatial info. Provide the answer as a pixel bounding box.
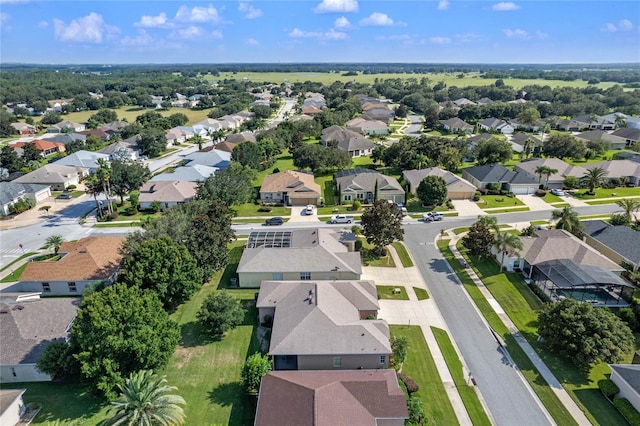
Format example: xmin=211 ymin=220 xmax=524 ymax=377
xmin=390 ymin=325 xmax=459 ymax=426
xmin=206 ymin=71 xmax=623 ymax=91
xmin=391 ymin=242 xmax=414 ymax=267
xmin=377 ymin=285 xmax=409 ymax=301
xmin=413 ymin=287 xmax=430 ymax=300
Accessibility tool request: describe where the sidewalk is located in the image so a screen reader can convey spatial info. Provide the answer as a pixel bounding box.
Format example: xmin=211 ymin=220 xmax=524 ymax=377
xmin=364 ymin=245 xmax=486 ymax=426
xmin=447 ymin=234 xmax=591 ymax=426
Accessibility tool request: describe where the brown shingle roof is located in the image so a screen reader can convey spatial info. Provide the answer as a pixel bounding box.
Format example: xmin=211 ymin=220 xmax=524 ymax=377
xmin=20 ymin=237 xmax=124 ymax=282
xmin=259 ymin=170 xmax=321 ymax=199
xmin=255 ymin=370 xmax=408 ymax=426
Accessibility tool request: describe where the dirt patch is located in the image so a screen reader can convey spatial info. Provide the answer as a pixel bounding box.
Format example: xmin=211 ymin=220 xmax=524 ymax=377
xmin=173 ymin=346 xmax=205 ymax=369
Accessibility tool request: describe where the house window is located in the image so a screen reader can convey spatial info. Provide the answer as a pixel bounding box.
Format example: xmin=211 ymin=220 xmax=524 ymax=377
xmin=42 ymin=282 xmax=51 ymax=293
xmin=300 ymin=272 xmax=311 ymax=281
xmin=357 ymin=193 xmax=364 ymax=199
xmin=272 ymin=273 xmax=283 ymax=280
xmin=333 ymin=356 xmax=342 ymax=368
xmin=379 ymin=355 xmax=386 ymax=365
xmin=68 ymin=282 xmax=77 ymax=292
xmin=344 ymin=195 xmax=352 ymax=201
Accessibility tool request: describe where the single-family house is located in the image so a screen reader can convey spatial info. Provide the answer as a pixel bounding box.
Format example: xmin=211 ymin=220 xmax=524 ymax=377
xmin=17 ymin=236 xmax=125 ymax=295
xmin=45 ymin=121 xmax=85 ymax=133
xmin=462 ymin=164 xmax=538 ymax=194
xmin=478 ymin=118 xmax=514 ymax=134
xmin=12 ymin=140 xmax=65 ymax=158
xmin=98 ymin=140 xmax=140 ymax=162
xmin=572 ymin=114 xmax=616 ymax=131
xmin=210 ymin=141 xmax=237 ymax=153
xmin=361 ymin=107 xmax=395 ymax=124
xmin=336 ymin=169 xmax=405 ymax=204
xmin=611 ymin=128 xmax=640 ymax=147
xmin=574 ymin=130 xmax=628 ymax=150
xmin=514 ymin=158 xmax=587 ymax=189
xmin=98 ymin=121 xmax=128 ymax=135
xmin=12 ymin=164 xmax=83 ymax=190
xmin=46 ymin=98 xmax=73 ymax=112
xmin=0 ymin=183 xmax=51 ymax=216
xmin=439 ymin=118 xmax=473 ymax=134
xmin=321 ymin=126 xmax=376 ymax=158
xmin=41 ymin=133 xmax=86 ymax=145
xmin=346 ymin=117 xmax=389 ymax=136
xmin=555 ymin=119 xmax=586 ymax=132
xmin=255 ymin=370 xmax=408 ymax=426
xmin=236 ymin=228 xmax=362 ymax=287
xmin=625 ymin=117 xmax=640 ymax=130
xmin=150 ymin=164 xmax=218 ymax=183
xmin=477 ymin=97 xmax=493 ymax=106
xmin=138 ymin=180 xmax=198 ymax=211
xmin=0 ymin=389 xmax=27 ymax=424
xmin=585 ymin=160 xmax=640 ymax=186
xmin=403 ymin=168 xmax=476 ymax=199
xmin=509 ymin=118 xmax=544 ymax=133
xmin=260 ymin=170 xmax=321 ymax=206
xmin=510 ymin=133 xmax=542 ymax=154
xmin=467 ymin=133 xmax=493 ymax=148
xmin=0 ymin=296 xmax=80 ymax=383
xmin=10 ymin=122 xmax=36 ymax=136
xmin=609 ymin=365 xmax=640 ymax=413
xmin=52 ymin=150 xmax=109 ymax=173
xmin=165 ymin=127 xmax=193 ymax=144
xmin=301 ymin=105 xmax=323 ymax=115
xmin=225 ymin=131 xmax=256 ymax=144
xmin=79 ymin=129 xmax=110 ymax=141
xmin=453 ymin=98 xmax=475 ymax=107
xmin=582 ymin=220 xmax=640 ymax=272
xmin=182 ymin=149 xmax=231 ymax=168
xmin=257 ymin=280 xmax=391 ymax=370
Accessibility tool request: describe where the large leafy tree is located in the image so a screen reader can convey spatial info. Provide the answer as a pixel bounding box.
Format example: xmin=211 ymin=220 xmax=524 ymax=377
xmin=121 ymin=236 xmax=203 ymax=312
xmin=538 ymin=299 xmax=634 ymax=371
xmin=542 ymin=134 xmax=586 ymax=160
xmin=89 ymin=109 xmax=118 ymax=126
xmin=580 ymin=167 xmax=608 ymax=195
xmin=241 ymin=353 xmax=272 ymax=394
xmin=462 ymin=221 xmax=495 ymax=258
xmin=104 ymin=370 xmax=186 ymax=426
xmin=0 ymin=145 xmax=23 ymax=173
xmin=231 ymin=141 xmax=264 ymax=170
xmin=138 ymin=127 xmax=167 ymax=158
xmin=551 ymin=205 xmax=582 ymax=235
xmin=21 ymin=142 xmax=42 ymax=163
xmin=360 ymin=199 xmax=404 ymax=256
xmin=197 ymin=162 xmax=255 ymax=207
xmin=474 ymin=137 xmax=513 ymax=165
xmin=197 ymin=290 xmax=244 ymax=338
xmin=69 ymin=284 xmax=180 ymax=398
xmin=109 ymin=160 xmax=151 ymax=204
xmin=416 ymin=175 xmax=448 ymax=207
xmin=292 ymin=143 xmax=351 ymax=172
xmin=492 ymin=231 xmax=523 ymax=271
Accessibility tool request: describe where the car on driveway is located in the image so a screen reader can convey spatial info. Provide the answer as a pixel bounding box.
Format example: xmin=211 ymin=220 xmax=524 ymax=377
xmin=56 ymin=193 xmax=73 ymax=200
xmin=264 ymin=216 xmax=284 ymax=226
xmin=550 ymin=188 xmax=565 ymax=196
xmin=422 ymin=212 xmax=444 ymax=222
xmin=305 ymin=205 xmax=315 ymax=215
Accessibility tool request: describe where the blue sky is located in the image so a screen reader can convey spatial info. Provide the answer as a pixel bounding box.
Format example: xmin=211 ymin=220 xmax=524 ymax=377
xmin=1 ymin=0 xmax=638 ymax=64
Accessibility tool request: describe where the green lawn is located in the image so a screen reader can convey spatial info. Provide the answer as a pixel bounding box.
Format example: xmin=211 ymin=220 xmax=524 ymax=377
xmin=0 ymin=252 xmax=36 ymax=273
xmin=477 ymin=195 xmax=525 ymax=209
xmin=485 ymin=206 xmax=530 ymax=214
xmin=539 ymin=193 xmax=564 ymax=204
xmin=413 ymin=287 xmax=430 ymax=300
xmin=431 ymin=327 xmax=492 ymax=426
xmin=567 ymin=149 xmax=637 ymax=166
xmin=315 ymin=174 xmax=335 ymax=206
xmin=360 ymin=240 xmax=396 ymax=267
xmin=437 ymin=241 xmax=578 ymax=426
xmin=377 ymin=285 xmax=409 ymax=300
xmin=252 ymin=151 xmax=296 ymax=186
xmin=453 ymin=227 xmax=470 ymax=235
xmin=1 ymin=262 xmax=28 ymax=282
xmin=574 ymin=187 xmax=640 ymax=200
xmin=92 ymin=222 xmax=143 ymax=228
xmin=391 ymin=242 xmax=414 ymax=267
xmin=231 ymin=204 xmax=289 ymax=218
xmin=459 ymin=244 xmax=629 ymax=426
xmin=390 ymin=325 xmax=459 ymax=426
xmin=586 ymin=198 xmax=640 ymax=206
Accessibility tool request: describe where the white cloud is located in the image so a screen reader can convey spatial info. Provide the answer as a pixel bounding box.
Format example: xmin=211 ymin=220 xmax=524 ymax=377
xmin=38 ymin=20 xmax=48 ymax=28
xmin=602 ymin=19 xmax=635 ymax=32
xmin=53 ymin=12 xmax=119 ymax=43
xmin=313 ymin=0 xmax=358 ymax=14
xmin=492 ymin=2 xmax=520 ymax=11
xmin=430 ymin=36 xmax=451 ymax=44
xmin=238 ymin=2 xmax=262 ymax=19
xmin=211 ymin=30 xmax=223 ymax=39
xmin=0 ymin=12 xmax=8 ymax=23
xmin=334 ymin=16 xmax=351 ymax=29
xmin=437 ymin=0 xmax=449 ymax=11
xmin=170 ymin=25 xmax=204 ymax=39
xmin=456 ymin=32 xmax=483 ymax=42
xmin=120 ymin=29 xmax=153 ymax=46
xmin=375 ymin=34 xmax=411 ymax=41
xmin=503 ymin=28 xmax=529 ymax=39
xmin=288 ymin=27 xmax=347 ymax=40
xmin=359 ymin=12 xmax=395 ymax=26
xmin=246 ymin=37 xmax=259 ymax=45
xmin=175 ymin=4 xmax=221 ymax=23
xmin=536 ymin=30 xmax=548 ymax=39
xmin=135 ymin=12 xmax=168 ymax=28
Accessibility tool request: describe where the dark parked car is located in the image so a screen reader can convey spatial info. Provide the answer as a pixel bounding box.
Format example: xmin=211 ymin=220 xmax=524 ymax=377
xmin=56 ymin=193 xmax=73 ymax=199
xmin=264 ymin=216 xmax=284 ymax=226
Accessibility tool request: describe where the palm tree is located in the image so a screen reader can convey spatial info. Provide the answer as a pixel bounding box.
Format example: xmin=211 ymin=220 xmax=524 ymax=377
xmin=46 ymin=234 xmax=64 ymax=255
xmin=616 ymin=198 xmax=640 ymax=221
xmin=104 ymin=370 xmax=186 ymax=426
xmin=542 ymin=167 xmax=558 ymax=189
xmin=534 ymin=165 xmax=549 ymax=185
xmin=493 ymin=231 xmax=524 ymax=271
xmin=85 ymin=174 xmax=105 ymax=218
xmin=96 ymin=158 xmax=114 ymax=216
xmin=580 ymin=167 xmax=608 ymax=195
xmin=415 ymin=154 xmax=429 ymax=170
xmin=551 ymin=206 xmax=582 ymax=234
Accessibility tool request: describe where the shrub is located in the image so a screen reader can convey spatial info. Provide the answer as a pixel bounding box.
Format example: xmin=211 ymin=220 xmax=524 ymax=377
xmin=495 ymin=197 xmax=504 ymax=202
xmin=352 ymin=199 xmax=361 ymax=211
xmin=526 ymin=281 xmax=551 ymax=303
xmin=125 ymin=206 xmax=137 ymax=216
xmin=486 ymin=182 xmax=500 ymax=192
xmin=446 ymin=200 xmax=454 ymax=209
xmin=477 ymin=188 xmax=489 ymax=195
xmin=615 ymin=307 xmax=639 ymax=332
xmin=150 ymin=201 xmax=162 ymax=212
xmin=241 ymin=353 xmax=272 ymax=394
xmin=110 ymin=211 xmax=119 ymax=220
xmin=258 ymin=206 xmax=272 ymax=212
xmin=66 ymin=184 xmax=77 ymax=190
xmin=598 ymin=379 xmax=620 ymax=400
xmin=614 ymin=397 xmax=640 ymax=425
xmin=488 ymin=189 xmax=501 ymax=195
xmin=355 ymin=239 xmax=363 ymax=251
xmin=271 ymin=168 xmax=280 ymax=173
xmin=535 ymin=189 xmax=547 ymax=197
xmin=398 ymin=373 xmax=420 ymax=395
xmin=473 ymin=192 xmax=481 ymax=201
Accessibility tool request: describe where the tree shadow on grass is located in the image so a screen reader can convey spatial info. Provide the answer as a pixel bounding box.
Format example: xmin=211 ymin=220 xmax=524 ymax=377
xmin=208 ymin=382 xmax=257 ymax=426
xmin=179 ymin=320 xmax=221 ymax=348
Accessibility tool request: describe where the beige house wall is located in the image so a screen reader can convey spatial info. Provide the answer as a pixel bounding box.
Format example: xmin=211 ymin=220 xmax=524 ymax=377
xmin=296 ymin=353 xmax=389 ymax=370
xmin=239 ymin=271 xmax=361 ymax=288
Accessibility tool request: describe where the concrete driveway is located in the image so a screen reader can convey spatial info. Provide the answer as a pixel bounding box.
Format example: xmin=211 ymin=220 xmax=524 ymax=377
xmin=451 ymin=200 xmax=485 ymax=217
xmin=287 ymin=205 xmax=320 ymax=223
xmin=516 ymin=195 xmax=552 ymax=211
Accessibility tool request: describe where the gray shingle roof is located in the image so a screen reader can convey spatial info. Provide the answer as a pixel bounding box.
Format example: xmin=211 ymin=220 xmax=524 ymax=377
xmin=0 ymin=182 xmax=50 ymax=206
xmin=464 ymin=164 xmax=537 ymax=185
xmin=582 ymin=220 xmax=640 ymax=265
xmin=610 ymin=364 xmax=640 ymax=394
xmin=336 ymin=169 xmax=404 ymax=196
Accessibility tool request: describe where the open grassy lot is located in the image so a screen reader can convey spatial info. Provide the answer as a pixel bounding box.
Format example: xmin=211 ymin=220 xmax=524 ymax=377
xmin=377 ymin=285 xmax=409 ymax=301
xmin=390 ymin=325 xmax=459 ymax=426
xmin=437 ymin=241 xmax=578 ymax=426
xmin=391 ymin=242 xmax=414 ymax=267
xmin=477 ymin=195 xmax=524 ymax=209
xmin=431 ymin=327 xmax=492 ymax=426
xmin=458 ymin=243 xmax=629 ymax=426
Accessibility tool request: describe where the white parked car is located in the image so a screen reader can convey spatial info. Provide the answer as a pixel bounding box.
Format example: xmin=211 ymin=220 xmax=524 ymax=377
xmin=550 ymin=188 xmax=565 ymax=196
xmin=305 ymin=205 xmax=315 ymax=215
xmin=422 ymin=212 xmax=444 ymax=222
